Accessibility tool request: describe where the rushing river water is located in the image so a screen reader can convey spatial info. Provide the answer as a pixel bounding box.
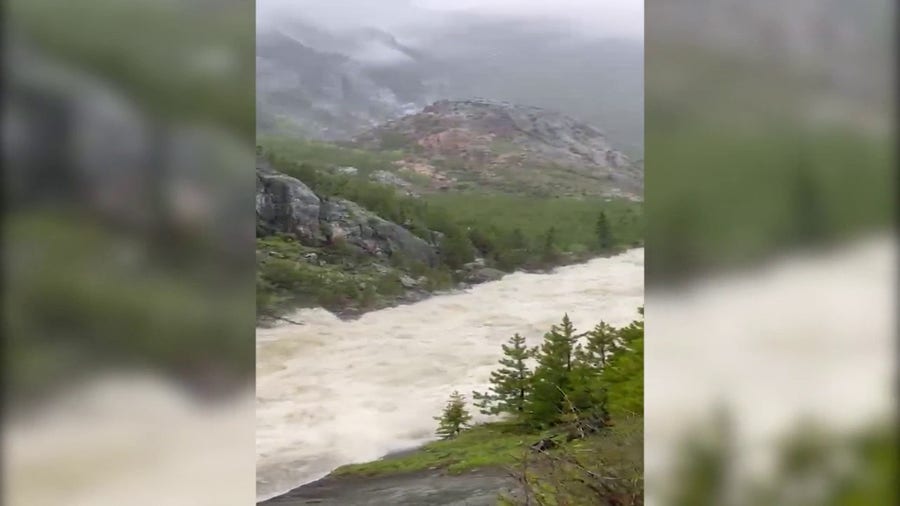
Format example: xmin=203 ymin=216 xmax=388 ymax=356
xmin=256 ymin=248 xmax=644 ymax=501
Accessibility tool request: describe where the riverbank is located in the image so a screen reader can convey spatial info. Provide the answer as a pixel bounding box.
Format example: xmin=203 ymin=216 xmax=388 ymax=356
xmin=260 ymin=416 xmax=643 ymax=505
xmin=258 ymin=422 xmax=522 ymax=504
xmin=256 ymin=249 xmax=644 ymax=500
xmin=260 ymin=244 xmax=641 ymax=325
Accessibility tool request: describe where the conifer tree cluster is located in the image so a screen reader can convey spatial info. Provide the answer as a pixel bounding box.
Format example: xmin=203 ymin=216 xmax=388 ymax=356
xmin=472 ymin=308 xmax=644 ymax=430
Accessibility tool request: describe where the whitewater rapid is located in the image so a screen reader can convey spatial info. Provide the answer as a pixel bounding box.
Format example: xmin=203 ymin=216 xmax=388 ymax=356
xmin=256 ymin=248 xmax=644 ymax=501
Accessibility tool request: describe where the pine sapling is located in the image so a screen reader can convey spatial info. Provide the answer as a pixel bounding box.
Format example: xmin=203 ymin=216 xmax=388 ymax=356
xmin=434 ymin=391 xmax=472 ymax=439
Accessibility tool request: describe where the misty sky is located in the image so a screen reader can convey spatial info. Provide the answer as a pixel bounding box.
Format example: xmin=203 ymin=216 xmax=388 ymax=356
xmin=257 ymin=0 xmax=643 ymax=40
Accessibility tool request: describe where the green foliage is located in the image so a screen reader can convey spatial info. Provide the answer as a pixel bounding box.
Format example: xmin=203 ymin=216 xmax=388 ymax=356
xmin=540 ymin=226 xmax=561 ymax=263
xmin=261 ymin=142 xmax=643 ymax=277
xmin=596 ymin=210 xmax=614 ymax=250
xmin=580 ymin=321 xmax=620 ymax=370
xmin=255 ymin=235 xmax=453 ymax=320
xmin=475 ymin=309 xmax=644 ymax=429
xmin=438 ymin=226 xmax=475 ymax=269
xmin=425 ymin=193 xmax=644 ymax=269
xmin=336 ymin=415 xmax=643 ymax=501
xmin=599 ymin=314 xmax=644 ymax=417
xmin=528 ymin=314 xmax=581 ymax=427
xmin=434 ymin=391 xmax=473 ymax=439
xmin=257 ymin=140 xmax=645 ymax=320
xmin=499 ymin=415 xmax=644 ymax=506
xmin=260 ymin=135 xmax=402 ymax=173
xmin=473 ymin=334 xmax=536 ymax=417
xmin=334 ymin=421 xmax=534 ymax=477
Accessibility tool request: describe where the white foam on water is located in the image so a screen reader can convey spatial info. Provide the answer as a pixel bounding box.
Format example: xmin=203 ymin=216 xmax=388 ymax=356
xmin=256 ymin=248 xmax=644 ymax=501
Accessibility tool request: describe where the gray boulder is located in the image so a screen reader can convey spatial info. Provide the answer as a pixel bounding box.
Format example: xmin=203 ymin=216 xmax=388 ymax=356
xmin=319 ymin=198 xmax=437 ymax=267
xmin=371 ymin=170 xmax=419 ymax=197
xmin=464 ymin=267 xmax=506 ymax=284
xmin=462 ymin=258 xmax=487 ymax=271
xmin=256 ymin=167 xmax=324 ymax=244
xmin=398 ymin=274 xmax=419 ymax=289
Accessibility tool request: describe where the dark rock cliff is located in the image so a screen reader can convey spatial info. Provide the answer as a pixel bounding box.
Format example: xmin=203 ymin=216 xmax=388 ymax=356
xmin=256 ymin=159 xmax=438 ymax=267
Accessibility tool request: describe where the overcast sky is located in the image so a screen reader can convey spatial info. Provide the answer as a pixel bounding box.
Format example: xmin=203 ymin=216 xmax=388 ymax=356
xmin=257 ymin=0 xmax=643 ymax=40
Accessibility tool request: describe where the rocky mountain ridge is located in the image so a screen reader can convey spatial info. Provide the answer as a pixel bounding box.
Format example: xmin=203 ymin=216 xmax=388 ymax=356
xmin=353 ymin=99 xmax=643 ymax=199
xmin=255 ymin=17 xmax=643 ymax=156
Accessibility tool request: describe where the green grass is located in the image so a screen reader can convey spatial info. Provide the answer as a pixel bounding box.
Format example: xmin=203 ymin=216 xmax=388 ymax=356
xmin=259 ymin=135 xmax=403 ymax=175
xmin=334 ymin=416 xmax=643 ymax=479
xmin=257 ymin=236 xmax=398 ymax=313
xmin=333 ymin=422 xmax=538 ymax=477
xmin=256 ymin=235 xmax=455 ymax=320
xmin=394 ymin=169 xmax=433 ymax=188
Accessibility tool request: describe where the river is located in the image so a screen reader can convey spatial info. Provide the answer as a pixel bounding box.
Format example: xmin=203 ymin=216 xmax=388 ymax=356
xmin=256 ymin=248 xmax=644 ymax=501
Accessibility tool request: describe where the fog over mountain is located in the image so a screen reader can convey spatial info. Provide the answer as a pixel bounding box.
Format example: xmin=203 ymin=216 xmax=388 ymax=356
xmin=256 ymin=0 xmax=644 ymax=157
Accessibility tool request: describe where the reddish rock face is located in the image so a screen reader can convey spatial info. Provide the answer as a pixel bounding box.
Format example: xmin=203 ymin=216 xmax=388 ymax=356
xmin=353 ymin=99 xmax=643 ymax=199
xmin=419 ymin=129 xmax=489 ymax=157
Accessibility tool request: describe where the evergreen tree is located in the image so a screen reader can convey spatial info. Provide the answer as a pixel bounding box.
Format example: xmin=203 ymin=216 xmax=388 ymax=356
xmin=557 ymin=313 xmax=580 ymax=373
xmin=472 ymin=333 xmax=536 ymax=417
xmin=434 ymin=391 xmax=472 ymax=439
xmin=579 ymin=321 xmax=620 ymax=370
xmin=568 ymin=322 xmax=616 ymax=432
xmin=558 ymin=376 xmax=610 ymax=436
xmin=468 ymin=225 xmax=499 ymax=257
xmin=541 ymin=226 xmax=559 ymax=262
xmin=599 ymin=307 xmax=644 ymax=416
xmin=528 ymin=314 xmax=582 ymax=427
xmin=596 ymin=211 xmax=614 ymax=250
xmin=440 ymin=226 xmax=474 ymax=269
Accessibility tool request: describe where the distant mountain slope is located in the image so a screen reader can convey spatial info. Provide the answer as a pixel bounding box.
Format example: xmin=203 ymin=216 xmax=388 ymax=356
xmin=352 ymin=99 xmax=642 ymax=199
xmin=256 ymin=17 xmax=643 ymax=156
xmin=256 ymin=28 xmax=442 ymax=140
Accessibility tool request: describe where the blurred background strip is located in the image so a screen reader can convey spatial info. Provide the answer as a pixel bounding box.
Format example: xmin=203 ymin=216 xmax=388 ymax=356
xmin=2 ymin=1 xmax=257 ymax=505
xmin=645 ymin=0 xmax=896 ymax=504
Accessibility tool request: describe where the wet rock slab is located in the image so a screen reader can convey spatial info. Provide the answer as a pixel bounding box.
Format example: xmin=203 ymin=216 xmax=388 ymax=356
xmin=259 ymin=468 xmax=518 ymax=506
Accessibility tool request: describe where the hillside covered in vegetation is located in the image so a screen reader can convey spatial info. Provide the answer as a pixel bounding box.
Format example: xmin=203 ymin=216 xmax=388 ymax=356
xmin=256 ymin=100 xmax=643 ymax=323
xmin=257 ymin=143 xmax=642 ymax=322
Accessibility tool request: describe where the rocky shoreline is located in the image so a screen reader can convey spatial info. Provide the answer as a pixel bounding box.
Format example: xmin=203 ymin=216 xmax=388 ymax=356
xmin=261 ymin=247 xmax=635 ymax=325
